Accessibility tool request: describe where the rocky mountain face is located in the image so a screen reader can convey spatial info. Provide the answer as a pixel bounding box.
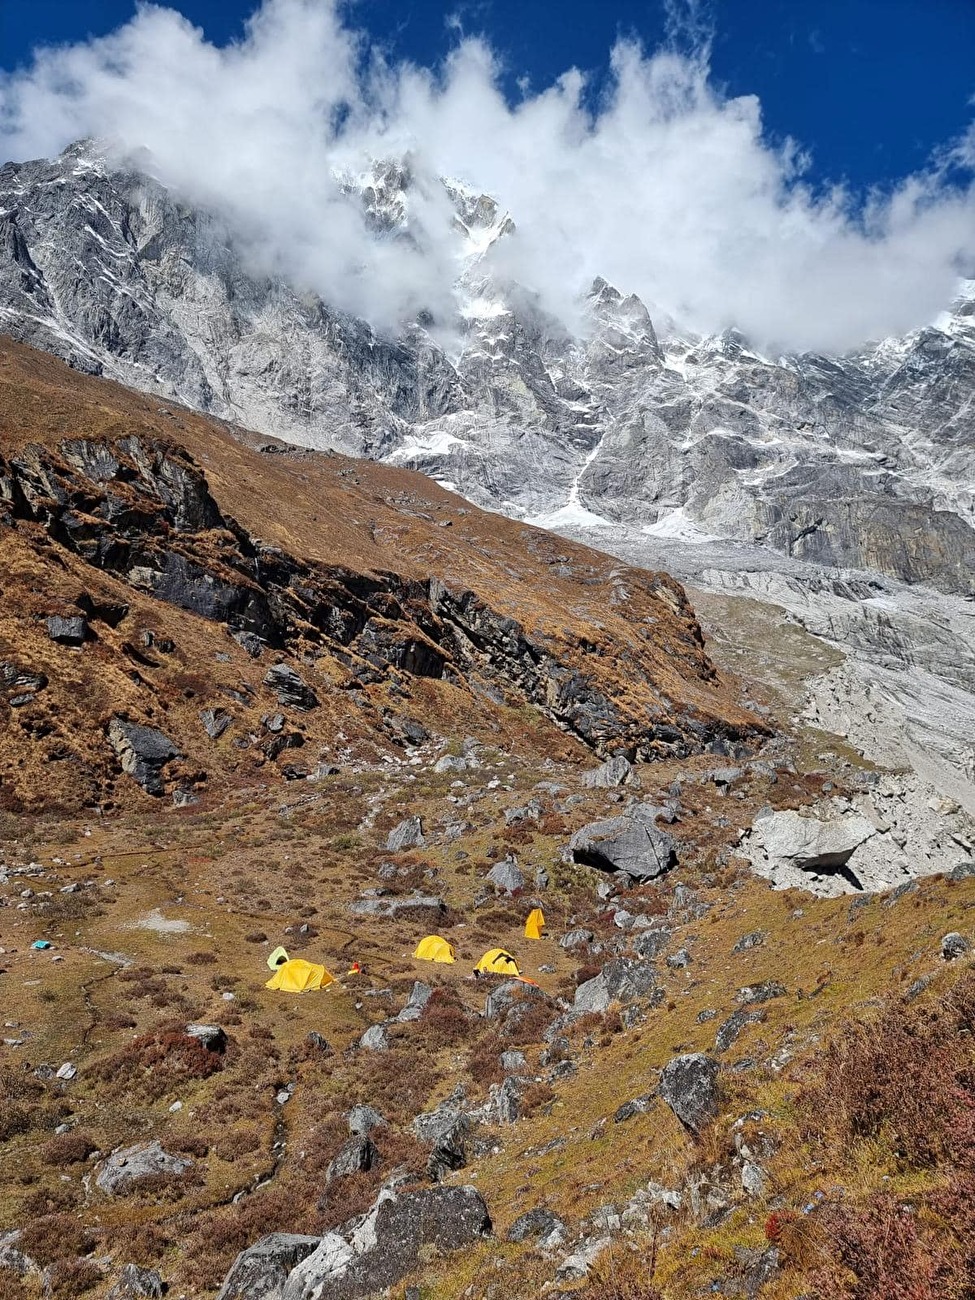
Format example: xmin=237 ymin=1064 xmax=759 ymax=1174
xmin=0 ymin=338 xmax=762 ymax=813
xmin=2 ymin=142 xmax=973 ymax=593
xmin=1 ymin=141 xmax=974 ymax=811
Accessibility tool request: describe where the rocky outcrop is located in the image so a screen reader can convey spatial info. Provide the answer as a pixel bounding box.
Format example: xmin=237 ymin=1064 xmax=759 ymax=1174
xmin=254 ymin=1184 xmax=493 ymax=1300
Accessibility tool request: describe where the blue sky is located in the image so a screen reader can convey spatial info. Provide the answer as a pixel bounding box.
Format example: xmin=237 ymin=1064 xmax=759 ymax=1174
xmin=2 ymin=0 xmax=973 ymax=195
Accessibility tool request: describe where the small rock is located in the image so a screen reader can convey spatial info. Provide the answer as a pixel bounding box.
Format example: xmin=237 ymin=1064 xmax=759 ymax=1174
xmin=200 ymin=708 xmax=233 ymax=740
xmin=582 ymin=755 xmax=633 ymax=788
xmin=185 ymin=1024 xmax=228 ymax=1052
xmin=506 ymin=1207 xmax=567 ymax=1248
xmin=106 ymin=1264 xmax=165 ymax=1299
xmin=486 ymin=860 xmax=525 ymax=894
xmin=560 ymin=929 xmax=594 ymax=949
xmin=941 ymin=932 xmax=970 ymax=961
xmin=348 ymin=1105 xmax=386 ymax=1136
xmin=264 ymin=662 xmax=319 ymax=711
xmin=96 ymin=1141 xmax=192 ymax=1195
xmin=325 ymin=1135 xmax=377 ymax=1185
xmin=614 ymin=1094 xmax=653 ymax=1123
xmin=732 ymin=931 xmax=767 ymax=953
xmin=396 ymin=981 xmax=433 ymax=1022
xmin=55 ymin=1062 xmax=77 ymax=1080
xmin=46 ymin=614 xmax=88 ymax=646
xmin=434 ymin=755 xmax=467 ymax=774
xmin=360 ymin=1024 xmax=389 ymax=1052
xmin=386 ymin=817 xmax=424 ymax=853
xmin=736 ymin=981 xmax=786 ymax=1005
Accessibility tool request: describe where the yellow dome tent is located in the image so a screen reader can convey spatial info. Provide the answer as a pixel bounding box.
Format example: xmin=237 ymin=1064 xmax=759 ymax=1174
xmin=474 ymin=948 xmax=520 ymax=977
xmin=265 ymin=958 xmax=334 ymax=993
xmin=524 ymin=908 xmax=545 ymax=939
xmin=414 ymin=936 xmax=456 ymax=963
xmin=267 ymin=945 xmax=290 ymax=970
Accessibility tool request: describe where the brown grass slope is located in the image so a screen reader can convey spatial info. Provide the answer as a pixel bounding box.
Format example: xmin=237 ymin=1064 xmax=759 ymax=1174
xmin=0 ymin=337 xmax=764 ymax=813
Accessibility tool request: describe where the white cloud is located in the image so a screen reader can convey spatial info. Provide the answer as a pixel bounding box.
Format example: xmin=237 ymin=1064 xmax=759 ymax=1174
xmin=1 ymin=0 xmax=973 ymax=352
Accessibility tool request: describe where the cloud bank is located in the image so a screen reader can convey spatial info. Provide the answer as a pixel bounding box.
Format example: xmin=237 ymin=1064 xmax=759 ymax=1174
xmin=1 ymin=0 xmax=974 ymax=352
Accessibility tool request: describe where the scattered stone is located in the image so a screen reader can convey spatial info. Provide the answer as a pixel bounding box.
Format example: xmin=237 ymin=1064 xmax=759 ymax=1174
xmin=487 ymin=859 xmax=525 ymax=894
xmin=263 ymin=713 xmax=285 ymax=733
xmin=305 ymin=1032 xmax=331 ymax=1054
xmin=666 ymin=948 xmax=692 ymax=969
xmin=574 ymin=957 xmax=660 ymax=1013
xmin=106 ymin=1264 xmax=165 ymax=1299
xmin=484 ymin=978 xmax=547 ymax=1021
xmin=582 ymin=755 xmax=633 ymax=788
xmin=348 ymin=895 xmax=445 ymax=921
xmin=96 ymin=1141 xmax=192 ymax=1195
xmin=500 ymin=1050 xmax=527 ymax=1073
xmin=614 ymin=1094 xmax=653 ymax=1123
xmin=55 ymin=1062 xmax=77 ymax=1080
xmin=185 ymin=1024 xmax=228 ymax=1052
xmin=359 ymin=1025 xmax=389 ymax=1052
xmin=386 ymin=817 xmax=424 ymax=852
xmin=396 ymin=981 xmax=432 ymax=1022
xmin=348 ymin=1105 xmax=386 ymax=1136
xmin=560 ymin=929 xmax=594 ymax=949
xmin=504 ymin=802 xmax=541 ymax=825
xmin=325 ymin=1136 xmax=377 ymax=1185
xmin=736 ymin=982 xmax=786 ymax=1005
xmin=633 ymin=927 xmax=672 ymax=959
xmin=658 ymin=1053 xmax=720 ymax=1132
xmin=46 ymin=614 xmax=88 ymax=646
xmin=715 ymin=1010 xmax=765 ymax=1053
xmin=732 ymin=931 xmax=767 ymax=953
xmin=200 ymin=708 xmax=233 ymax=740
xmin=506 ymin=1208 xmax=567 ymax=1249
xmin=434 ymin=754 xmax=467 ymax=774
xmin=942 ymin=932 xmax=970 ymax=961
xmin=535 ymin=866 xmax=550 ymax=890
xmin=264 ymin=662 xmax=319 ymax=711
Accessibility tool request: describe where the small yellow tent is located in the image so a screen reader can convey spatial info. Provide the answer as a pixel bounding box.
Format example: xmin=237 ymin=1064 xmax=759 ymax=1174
xmin=414 ymin=936 xmax=456 ymax=963
xmin=525 ymin=908 xmax=545 ymax=939
xmin=267 ymin=945 xmax=290 ymax=970
xmin=475 ymin=948 xmax=520 ymax=977
xmin=265 ymin=959 xmax=334 ymax=993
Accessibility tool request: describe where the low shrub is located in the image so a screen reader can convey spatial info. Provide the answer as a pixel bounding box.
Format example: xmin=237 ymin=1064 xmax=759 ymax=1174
xmin=42 ymin=1132 xmax=97 ymax=1167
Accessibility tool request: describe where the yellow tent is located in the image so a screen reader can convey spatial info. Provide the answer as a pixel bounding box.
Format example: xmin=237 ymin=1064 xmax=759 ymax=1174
xmin=474 ymin=948 xmax=520 ymax=977
xmin=414 ymin=936 xmax=456 ymax=963
xmin=267 ymin=945 xmax=290 ymax=970
xmin=525 ymin=908 xmax=545 ymax=939
xmin=265 ymin=959 xmax=334 ymax=993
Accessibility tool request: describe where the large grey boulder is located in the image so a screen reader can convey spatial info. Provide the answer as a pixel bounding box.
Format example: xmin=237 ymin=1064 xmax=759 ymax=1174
xmin=95 ymin=1140 xmax=192 ymax=1195
xmin=568 ymin=806 xmax=677 ymax=881
xmin=658 ymin=1054 xmax=720 ymax=1132
xmin=216 ymin=1234 xmax=321 ymax=1300
xmin=386 ymin=817 xmax=424 ymax=852
xmin=281 ymin=1185 xmax=492 ymax=1300
xmin=107 ymin=718 xmax=181 ymax=796
xmin=264 ymin=663 xmax=319 ymax=711
xmin=744 ymin=808 xmax=877 ymax=879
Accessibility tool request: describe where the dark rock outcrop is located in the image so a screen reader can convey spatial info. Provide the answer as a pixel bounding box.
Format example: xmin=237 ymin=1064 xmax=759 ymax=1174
xmin=106 ymin=719 xmax=181 ymax=796
xmin=658 ymin=1053 xmax=720 ymax=1132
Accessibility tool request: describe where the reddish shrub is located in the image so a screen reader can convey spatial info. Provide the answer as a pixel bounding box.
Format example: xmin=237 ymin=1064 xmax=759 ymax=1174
xmin=42 ymin=1132 xmax=97 ymax=1167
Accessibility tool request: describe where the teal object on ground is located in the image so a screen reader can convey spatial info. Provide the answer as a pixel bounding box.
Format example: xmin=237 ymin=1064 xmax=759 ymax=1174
xmin=32 ymin=940 xmax=51 ymax=950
